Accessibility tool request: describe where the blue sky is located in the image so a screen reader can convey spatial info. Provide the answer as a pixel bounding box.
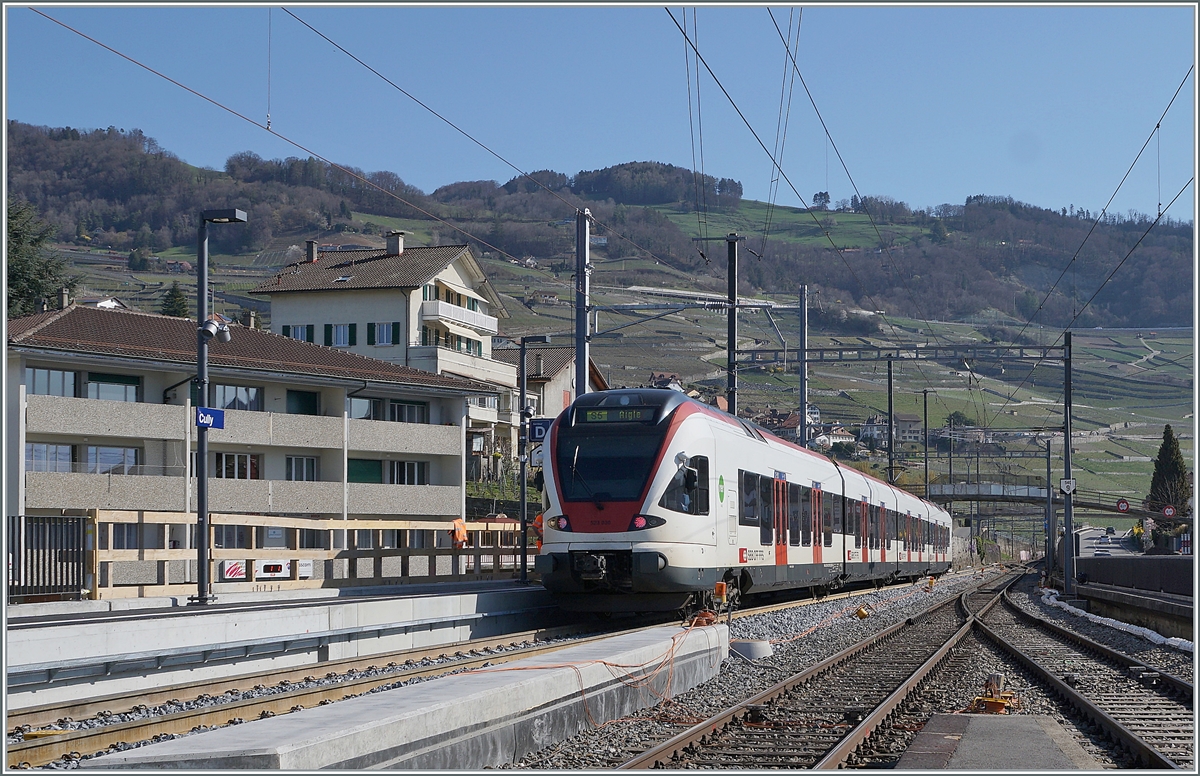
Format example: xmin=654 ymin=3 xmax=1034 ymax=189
xmin=4 ymin=4 xmax=1197 ymax=219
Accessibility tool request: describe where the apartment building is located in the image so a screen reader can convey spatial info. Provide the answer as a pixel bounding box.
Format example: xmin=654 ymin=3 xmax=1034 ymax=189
xmin=251 ymin=232 xmax=526 ymax=473
xmin=7 ymin=305 xmax=499 ymax=593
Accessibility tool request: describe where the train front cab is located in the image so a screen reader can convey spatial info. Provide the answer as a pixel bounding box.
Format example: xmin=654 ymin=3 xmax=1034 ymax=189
xmin=536 ymin=390 xmax=722 ymax=612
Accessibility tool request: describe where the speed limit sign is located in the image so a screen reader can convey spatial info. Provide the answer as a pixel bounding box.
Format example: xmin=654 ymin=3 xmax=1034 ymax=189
xmin=1116 ymin=498 xmax=1130 ymax=513
xmin=1163 ymin=505 xmax=1177 ymax=518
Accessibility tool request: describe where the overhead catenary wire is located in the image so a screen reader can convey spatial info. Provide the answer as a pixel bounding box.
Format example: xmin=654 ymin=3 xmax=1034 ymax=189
xmin=681 ymin=8 xmax=709 ymax=260
xmin=759 ymin=7 xmax=803 ymax=262
xmin=764 ymin=8 xmax=974 ymax=421
xmin=29 ymin=8 xmax=532 ymax=268
xmin=982 ymin=64 xmax=1194 ymax=427
xmin=280 ymin=7 xmax=680 ymax=275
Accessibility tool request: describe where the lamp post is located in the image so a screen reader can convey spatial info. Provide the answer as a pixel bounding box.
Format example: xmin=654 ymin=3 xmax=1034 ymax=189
xmin=518 ymin=334 xmax=550 ymax=583
xmin=190 ymin=209 xmax=246 ymax=606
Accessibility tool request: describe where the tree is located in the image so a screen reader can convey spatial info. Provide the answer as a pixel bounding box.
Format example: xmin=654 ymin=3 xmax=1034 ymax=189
xmin=1147 ymin=424 xmax=1191 ymax=517
xmin=929 ymin=219 xmax=949 ymax=243
xmin=159 ymin=281 xmax=190 ymax=317
xmin=128 ymin=246 xmax=152 ymax=271
xmin=7 ymin=198 xmax=78 ymax=318
xmin=945 ymin=410 xmax=975 ymax=427
xmin=812 ymin=191 xmax=830 ymax=210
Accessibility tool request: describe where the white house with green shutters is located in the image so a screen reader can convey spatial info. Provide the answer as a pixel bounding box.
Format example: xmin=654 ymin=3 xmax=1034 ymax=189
xmin=252 ymin=232 xmax=524 ymax=471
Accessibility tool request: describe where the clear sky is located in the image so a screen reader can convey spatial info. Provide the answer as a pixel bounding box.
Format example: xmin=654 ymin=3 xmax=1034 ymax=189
xmin=4 ymin=3 xmax=1197 ymax=220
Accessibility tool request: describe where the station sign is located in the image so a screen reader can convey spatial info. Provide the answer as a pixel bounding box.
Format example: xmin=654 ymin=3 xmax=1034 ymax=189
xmin=195 ymin=407 xmax=225 ymax=429
xmin=529 ymin=418 xmax=553 ymax=442
xmin=1116 ymin=498 xmax=1130 ymax=513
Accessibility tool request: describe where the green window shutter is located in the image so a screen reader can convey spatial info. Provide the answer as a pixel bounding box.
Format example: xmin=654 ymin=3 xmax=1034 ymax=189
xmin=366 ymin=322 xmax=375 ymax=346
xmin=348 ymin=323 xmax=357 ymax=346
xmin=391 ymin=322 xmax=401 ymax=345
xmin=306 ymin=325 xmax=315 ymax=343
xmin=281 ymin=325 xmax=291 ymax=338
xmin=324 ymin=324 xmax=333 ymax=346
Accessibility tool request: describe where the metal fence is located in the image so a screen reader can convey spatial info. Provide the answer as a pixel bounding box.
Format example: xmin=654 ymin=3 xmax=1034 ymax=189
xmin=6 ymin=515 xmax=88 ymax=603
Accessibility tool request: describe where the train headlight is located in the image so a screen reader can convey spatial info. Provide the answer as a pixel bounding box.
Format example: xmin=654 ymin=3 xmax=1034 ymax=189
xmin=628 ymin=514 xmax=666 ymax=531
xmin=555 ymin=516 xmax=571 ymax=531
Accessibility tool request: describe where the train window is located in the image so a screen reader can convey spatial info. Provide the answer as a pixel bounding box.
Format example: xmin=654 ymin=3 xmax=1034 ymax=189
xmin=822 ymin=497 xmax=833 ymax=547
xmin=788 ymin=484 xmax=801 ymax=546
xmin=759 ymin=474 xmax=774 ymax=546
xmin=659 ymin=456 xmax=710 ymax=515
xmin=800 ymin=486 xmax=812 ymax=546
xmin=739 ymin=470 xmax=759 ymax=526
xmin=868 ymin=505 xmax=878 ymax=551
xmin=850 ymin=499 xmax=861 ymax=549
xmin=832 ymin=495 xmax=843 ymax=536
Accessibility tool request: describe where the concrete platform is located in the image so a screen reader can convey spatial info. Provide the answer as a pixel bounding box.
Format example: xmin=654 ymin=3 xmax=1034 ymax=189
xmin=82 ymin=623 xmax=729 ymax=770
xmin=895 ymin=714 xmax=1100 ymax=770
xmin=7 ymin=581 xmax=561 ymax=709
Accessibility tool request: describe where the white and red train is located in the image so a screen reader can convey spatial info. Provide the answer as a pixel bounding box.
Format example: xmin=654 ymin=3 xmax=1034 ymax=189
xmin=535 ymin=389 xmax=953 ymax=612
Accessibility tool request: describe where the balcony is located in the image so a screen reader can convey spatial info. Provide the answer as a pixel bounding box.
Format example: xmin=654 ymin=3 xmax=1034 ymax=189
xmin=407 ymin=347 xmax=517 ymax=389
xmin=25 ymin=395 xmax=185 ymax=441
xmin=420 ymin=300 xmax=498 ymax=335
xmin=24 ymin=471 xmax=460 ymax=518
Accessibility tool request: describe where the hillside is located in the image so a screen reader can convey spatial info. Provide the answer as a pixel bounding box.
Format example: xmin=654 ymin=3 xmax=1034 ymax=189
xmin=6 ymin=119 xmax=1193 ymax=329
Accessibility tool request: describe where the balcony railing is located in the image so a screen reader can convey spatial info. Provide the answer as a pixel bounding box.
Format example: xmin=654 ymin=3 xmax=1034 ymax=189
xmin=420 ymin=300 xmax=498 ymax=334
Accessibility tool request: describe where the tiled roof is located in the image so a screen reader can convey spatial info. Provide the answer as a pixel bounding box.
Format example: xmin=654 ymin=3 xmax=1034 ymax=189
xmin=250 ymin=244 xmax=509 ymax=319
xmin=250 ymin=246 xmax=466 ymax=294
xmin=491 ymin=346 xmax=575 ymax=379
xmin=8 ymin=305 xmax=496 ymax=395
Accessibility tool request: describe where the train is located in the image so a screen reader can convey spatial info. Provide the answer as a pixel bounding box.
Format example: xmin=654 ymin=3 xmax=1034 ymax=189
xmin=534 ymin=389 xmax=954 ymax=612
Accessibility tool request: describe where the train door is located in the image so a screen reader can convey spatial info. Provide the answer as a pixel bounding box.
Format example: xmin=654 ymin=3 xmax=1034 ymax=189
xmin=811 ymin=488 xmax=823 ymax=564
xmin=877 ymin=504 xmax=886 ymax=564
xmin=859 ymin=501 xmax=869 ymax=563
xmin=774 ymin=477 xmax=788 ymax=566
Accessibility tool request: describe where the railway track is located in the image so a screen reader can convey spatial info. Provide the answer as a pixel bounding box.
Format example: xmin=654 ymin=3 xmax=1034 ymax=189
xmin=975 ymin=588 xmax=1193 ymax=769
xmin=8 ymin=578 xmax=913 ymax=769
xmin=617 ymin=571 xmax=1019 ymax=768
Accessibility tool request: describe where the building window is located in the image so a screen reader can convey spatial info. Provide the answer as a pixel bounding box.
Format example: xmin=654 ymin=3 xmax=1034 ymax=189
xmin=422 ymin=283 xmax=436 ymax=301
xmin=25 ymin=367 xmax=76 ymax=397
xmin=282 ymin=324 xmax=314 ymax=342
xmin=86 ymin=372 xmax=140 ymax=402
xmin=333 ymin=323 xmax=350 ymax=347
xmin=347 ymin=459 xmax=383 ymax=484
xmin=26 ymin=443 xmax=73 ymax=472
xmin=355 ymin=530 xmax=374 ymax=549
xmin=467 ymin=297 xmax=479 ymax=312
xmin=286 ymin=456 xmax=318 ymax=481
xmin=211 ymin=384 xmax=263 ymax=412
xmin=299 ymin=528 xmax=328 ymax=549
xmin=215 ymin=453 xmax=262 ymax=480
xmin=213 ymin=525 xmax=248 ymax=549
xmin=287 ymin=390 xmax=320 ymax=415
xmin=87 ymin=445 xmax=139 ymax=474
xmin=111 ymin=523 xmax=139 ymax=550
xmin=24 ymin=442 xmax=70 ymax=473
xmin=391 ymin=460 xmax=429 ymax=485
xmin=390 ymin=401 xmax=429 ymax=424
xmin=369 ymin=322 xmax=395 ymax=346
xmin=349 ymin=397 xmax=384 ymax=420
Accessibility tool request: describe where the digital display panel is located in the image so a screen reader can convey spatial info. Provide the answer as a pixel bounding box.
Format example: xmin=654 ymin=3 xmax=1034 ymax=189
xmin=579 ymin=406 xmax=655 ymax=423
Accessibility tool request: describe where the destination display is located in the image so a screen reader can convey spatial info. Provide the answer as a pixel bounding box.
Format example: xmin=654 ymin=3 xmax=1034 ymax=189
xmin=579 ymin=406 xmax=655 ymax=423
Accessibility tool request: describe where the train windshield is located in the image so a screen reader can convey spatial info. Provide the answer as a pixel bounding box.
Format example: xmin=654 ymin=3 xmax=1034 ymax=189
xmin=555 ymin=424 xmax=668 ymax=502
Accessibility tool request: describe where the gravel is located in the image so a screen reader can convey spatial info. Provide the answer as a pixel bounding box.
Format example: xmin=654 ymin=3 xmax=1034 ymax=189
xmin=1005 ymin=574 xmax=1195 ymax=679
xmin=506 ymin=567 xmax=1007 ymax=769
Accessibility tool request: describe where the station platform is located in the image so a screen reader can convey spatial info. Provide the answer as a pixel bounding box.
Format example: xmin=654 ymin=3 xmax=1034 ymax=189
xmin=896 ymin=714 xmax=1100 ymax=770
xmin=7 ymin=580 xmax=564 ymax=710
xmin=82 ymin=623 xmax=729 ymax=770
